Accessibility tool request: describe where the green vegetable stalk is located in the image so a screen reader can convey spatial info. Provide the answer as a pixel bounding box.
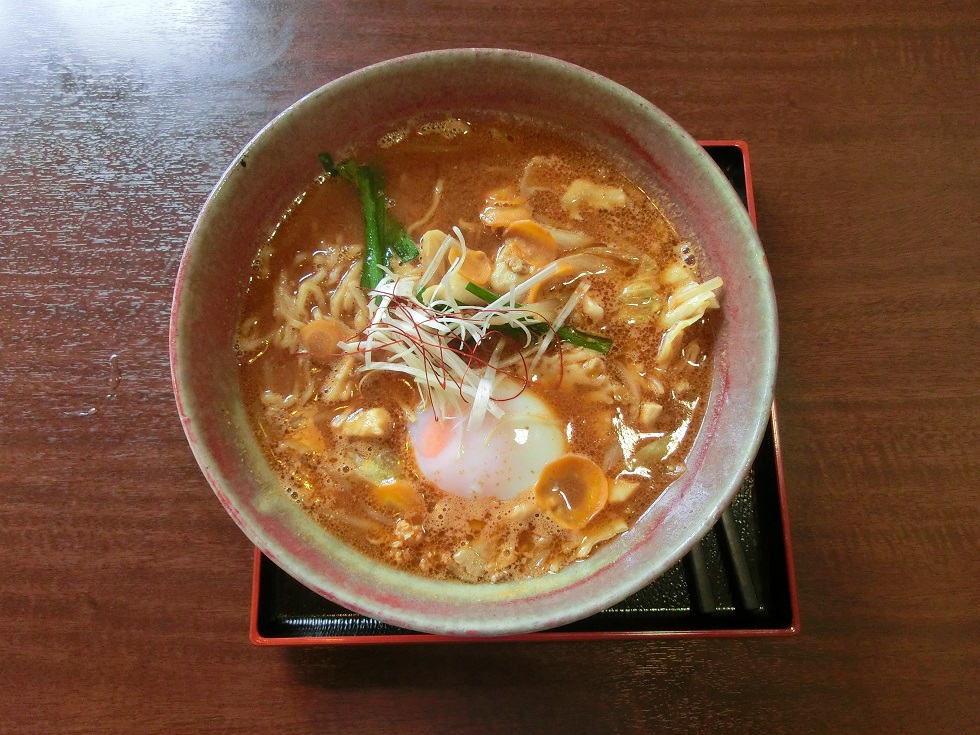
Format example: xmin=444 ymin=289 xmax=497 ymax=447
xmin=320 ymin=153 xmax=419 ymax=290
xmin=464 ymin=282 xmax=613 ymax=355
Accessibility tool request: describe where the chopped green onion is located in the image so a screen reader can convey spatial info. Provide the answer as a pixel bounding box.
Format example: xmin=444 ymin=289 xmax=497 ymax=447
xmin=389 ymin=231 xmax=420 ymax=262
xmin=368 ymin=167 xmax=419 ymax=263
xmin=555 ymin=326 xmax=613 ymax=354
xmin=463 ymin=281 xmax=501 ymax=304
xmin=464 ymin=282 xmax=612 ymax=354
xmin=354 ymin=166 xmax=385 ymax=289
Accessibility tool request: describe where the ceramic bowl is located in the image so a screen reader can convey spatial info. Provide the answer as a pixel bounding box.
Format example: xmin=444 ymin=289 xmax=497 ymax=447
xmin=170 ymin=48 xmax=777 ymax=636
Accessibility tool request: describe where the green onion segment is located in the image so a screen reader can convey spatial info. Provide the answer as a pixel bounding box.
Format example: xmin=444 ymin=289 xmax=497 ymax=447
xmin=320 ymin=153 xmax=420 ymax=290
xmin=465 ymin=282 xmax=612 ymax=354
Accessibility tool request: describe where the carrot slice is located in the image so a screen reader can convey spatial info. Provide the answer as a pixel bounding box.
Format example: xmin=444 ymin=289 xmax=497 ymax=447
xmin=298 ymin=317 xmax=353 ymax=362
xmin=504 ymin=219 xmax=558 ymax=266
xmin=533 ymin=454 xmax=609 ymax=530
xmin=373 ymin=480 xmax=425 ymax=520
xmin=449 ymin=246 xmax=493 ymax=286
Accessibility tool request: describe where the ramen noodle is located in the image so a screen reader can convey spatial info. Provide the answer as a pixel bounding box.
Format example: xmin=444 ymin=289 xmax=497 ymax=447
xmin=236 ymin=114 xmax=723 ymax=583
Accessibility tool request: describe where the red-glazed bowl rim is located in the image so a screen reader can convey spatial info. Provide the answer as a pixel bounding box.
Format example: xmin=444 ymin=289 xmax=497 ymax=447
xmin=170 ymin=48 xmax=777 ymax=636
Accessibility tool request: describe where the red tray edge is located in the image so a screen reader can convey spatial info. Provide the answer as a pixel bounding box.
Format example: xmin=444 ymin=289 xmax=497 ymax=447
xmin=248 ymin=403 xmax=799 ymax=646
xmin=247 ymin=139 xmax=799 ymax=646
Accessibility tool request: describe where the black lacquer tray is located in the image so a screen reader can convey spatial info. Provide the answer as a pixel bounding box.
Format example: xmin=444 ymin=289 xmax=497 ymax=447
xmin=250 ymin=142 xmax=799 ymax=644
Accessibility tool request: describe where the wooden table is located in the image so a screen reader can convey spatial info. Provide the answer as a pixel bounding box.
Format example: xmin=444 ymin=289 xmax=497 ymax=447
xmin=2 ymin=1 xmax=977 ymax=731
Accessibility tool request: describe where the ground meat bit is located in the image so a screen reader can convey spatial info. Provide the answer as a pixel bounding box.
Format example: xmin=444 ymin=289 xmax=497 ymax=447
xmin=388 ymin=518 xmax=424 ymax=564
xmin=392 ymin=518 xmax=423 ymax=548
xmin=418 ymin=549 xmax=453 ymax=576
xmin=504 ymin=254 xmax=531 ymax=274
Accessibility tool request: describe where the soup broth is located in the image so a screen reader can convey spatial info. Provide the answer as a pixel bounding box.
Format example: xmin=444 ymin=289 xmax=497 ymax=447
xmin=237 ymin=114 xmax=722 ymax=583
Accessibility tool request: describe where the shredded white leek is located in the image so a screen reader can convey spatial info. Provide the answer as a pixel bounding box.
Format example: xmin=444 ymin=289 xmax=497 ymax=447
xmin=467 ymin=340 xmax=505 ymax=431
xmin=338 ymin=229 xmax=571 ymax=424
xmin=482 ymin=261 xmax=560 ymax=312
xmin=656 ymin=276 xmax=724 ymax=366
xmin=529 ymin=281 xmax=589 ymax=373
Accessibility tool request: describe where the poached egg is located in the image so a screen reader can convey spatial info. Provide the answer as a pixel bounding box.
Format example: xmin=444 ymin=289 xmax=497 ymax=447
xmin=407 ymin=384 xmax=566 ymax=500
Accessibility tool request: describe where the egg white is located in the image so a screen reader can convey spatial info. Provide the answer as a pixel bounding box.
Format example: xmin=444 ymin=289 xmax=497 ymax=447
xmin=407 ymin=382 xmax=567 ymax=500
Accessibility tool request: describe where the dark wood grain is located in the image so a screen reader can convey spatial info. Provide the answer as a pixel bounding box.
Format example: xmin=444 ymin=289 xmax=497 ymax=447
xmin=1 ymin=0 xmax=977 ymax=732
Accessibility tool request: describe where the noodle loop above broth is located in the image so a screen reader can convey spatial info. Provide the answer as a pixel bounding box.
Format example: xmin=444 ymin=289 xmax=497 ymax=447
xmin=236 ymin=114 xmax=722 ymax=583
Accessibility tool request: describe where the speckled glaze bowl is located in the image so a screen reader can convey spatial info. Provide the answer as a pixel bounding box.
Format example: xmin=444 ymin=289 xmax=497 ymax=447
xmin=170 ymin=49 xmax=777 ymax=637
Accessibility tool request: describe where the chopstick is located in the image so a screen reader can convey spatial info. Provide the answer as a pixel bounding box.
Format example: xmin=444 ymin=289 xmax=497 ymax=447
xmin=717 ymin=506 xmax=761 ymax=611
xmin=683 ymin=541 xmax=716 ymax=615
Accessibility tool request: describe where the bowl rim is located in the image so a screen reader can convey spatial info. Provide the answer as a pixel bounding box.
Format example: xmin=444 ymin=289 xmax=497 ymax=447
xmin=170 ymin=47 xmax=778 ymax=636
